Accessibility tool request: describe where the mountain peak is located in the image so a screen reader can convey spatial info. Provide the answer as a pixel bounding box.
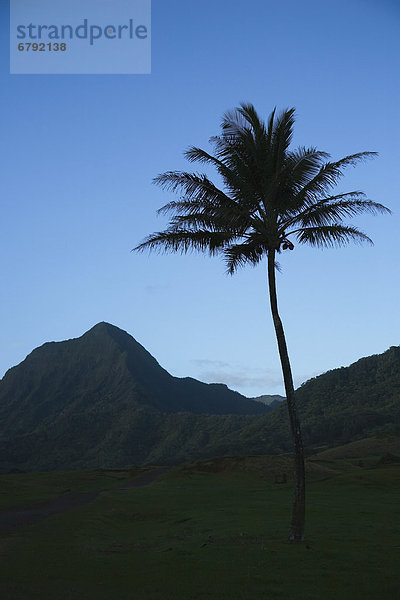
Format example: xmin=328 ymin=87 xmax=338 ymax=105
xmin=0 ymin=322 xmax=270 ymax=442
xmin=85 ymin=321 xmax=128 ymax=336
xmin=83 ymin=322 xmax=144 ymax=350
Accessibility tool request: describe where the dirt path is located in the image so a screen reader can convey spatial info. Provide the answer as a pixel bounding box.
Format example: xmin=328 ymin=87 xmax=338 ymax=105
xmin=0 ymin=466 xmax=170 ymax=536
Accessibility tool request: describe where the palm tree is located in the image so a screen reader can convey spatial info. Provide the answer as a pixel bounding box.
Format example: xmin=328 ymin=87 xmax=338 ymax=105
xmin=133 ymin=104 xmax=390 ymax=541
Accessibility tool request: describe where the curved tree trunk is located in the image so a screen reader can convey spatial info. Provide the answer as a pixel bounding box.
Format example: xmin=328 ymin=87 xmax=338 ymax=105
xmin=267 ymin=250 xmax=305 ymax=542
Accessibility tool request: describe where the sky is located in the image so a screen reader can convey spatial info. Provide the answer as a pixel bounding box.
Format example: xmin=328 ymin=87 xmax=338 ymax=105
xmin=1 ymin=0 xmax=399 ymax=397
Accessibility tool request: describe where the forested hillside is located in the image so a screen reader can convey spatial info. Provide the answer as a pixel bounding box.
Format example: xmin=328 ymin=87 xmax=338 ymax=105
xmin=0 ymin=324 xmax=399 ymax=472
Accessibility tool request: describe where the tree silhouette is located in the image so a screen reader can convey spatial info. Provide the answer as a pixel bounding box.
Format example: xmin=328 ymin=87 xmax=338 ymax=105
xmin=134 ymin=104 xmax=390 ymax=541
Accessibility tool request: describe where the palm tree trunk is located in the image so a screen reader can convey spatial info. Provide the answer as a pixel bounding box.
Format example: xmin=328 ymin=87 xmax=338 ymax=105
xmin=267 ymin=249 xmax=305 ymax=542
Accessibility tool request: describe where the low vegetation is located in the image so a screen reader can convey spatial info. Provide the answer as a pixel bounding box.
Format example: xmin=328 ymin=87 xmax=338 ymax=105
xmin=1 ymin=441 xmax=399 ymax=599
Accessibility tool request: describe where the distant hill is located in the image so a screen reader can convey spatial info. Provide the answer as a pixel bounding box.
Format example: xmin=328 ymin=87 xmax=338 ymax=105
xmin=243 ymin=345 xmax=400 ymax=454
xmin=0 ymin=325 xmax=399 ymax=472
xmin=252 ymin=394 xmax=284 ymax=409
xmin=296 ymin=345 xmax=400 ymax=446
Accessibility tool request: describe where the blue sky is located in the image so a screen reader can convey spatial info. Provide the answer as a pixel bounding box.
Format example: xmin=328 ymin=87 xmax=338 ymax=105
xmin=1 ymin=0 xmax=399 ymax=396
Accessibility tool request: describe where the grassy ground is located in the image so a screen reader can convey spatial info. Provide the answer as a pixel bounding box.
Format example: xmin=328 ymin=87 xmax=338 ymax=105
xmin=0 ymin=466 xmax=152 ymax=511
xmin=0 ymin=453 xmax=399 ymax=600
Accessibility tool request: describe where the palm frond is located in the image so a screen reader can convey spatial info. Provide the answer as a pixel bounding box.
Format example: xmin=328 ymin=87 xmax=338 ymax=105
xmin=220 ymin=106 xmax=250 ymax=139
xmin=184 ymin=146 xmax=224 ymax=169
xmin=156 ymin=199 xmax=213 ymax=216
xmin=133 ymin=229 xmax=233 ymax=255
xmin=170 ymin=211 xmax=251 ymax=234
xmin=294 ymin=152 xmax=378 ymax=206
xmin=284 ymin=194 xmax=391 ymax=229
xmin=224 ymin=240 xmax=264 ymax=274
xmin=183 ymin=145 xmax=256 ymax=205
xmin=266 ymin=107 xmax=277 ymax=148
xmin=237 ymin=103 xmax=267 ymax=142
xmin=283 ymin=147 xmax=330 ymax=191
xmin=272 ymin=108 xmax=296 ymax=169
xmin=153 ymin=172 xmax=231 ymax=209
xmin=294 ymin=224 xmax=373 ymax=248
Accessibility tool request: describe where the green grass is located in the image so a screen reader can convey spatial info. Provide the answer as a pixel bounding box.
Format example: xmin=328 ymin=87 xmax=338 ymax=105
xmin=0 ymin=466 xmax=152 ymax=510
xmin=1 ymin=459 xmax=399 ymax=599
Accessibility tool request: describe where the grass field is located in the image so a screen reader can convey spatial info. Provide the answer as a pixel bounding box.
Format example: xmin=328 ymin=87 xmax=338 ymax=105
xmin=0 ymin=444 xmax=399 ymax=599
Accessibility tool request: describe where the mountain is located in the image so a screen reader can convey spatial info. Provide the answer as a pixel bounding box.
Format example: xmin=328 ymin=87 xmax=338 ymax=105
xmin=0 ymin=322 xmax=273 ymax=472
xmin=0 ymin=322 xmax=270 ymax=430
xmin=252 ymin=394 xmax=285 ymax=408
xmin=0 ymin=325 xmax=399 ymax=473
xmin=295 ymin=345 xmax=400 ymax=445
xmin=240 ymin=345 xmax=400 ymax=454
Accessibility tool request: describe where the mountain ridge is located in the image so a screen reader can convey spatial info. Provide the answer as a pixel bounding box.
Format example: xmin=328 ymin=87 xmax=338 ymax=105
xmin=0 ymin=322 xmax=271 ymax=439
xmin=0 ymin=323 xmax=399 ymax=473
